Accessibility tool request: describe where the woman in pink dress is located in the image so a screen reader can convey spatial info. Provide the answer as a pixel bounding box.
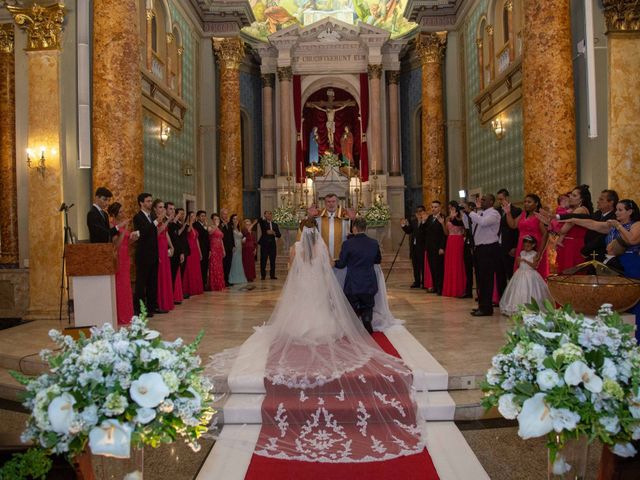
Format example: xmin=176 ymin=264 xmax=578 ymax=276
xmin=503 ymin=193 xmax=549 ymax=279
xmin=108 ymin=202 xmax=139 ymax=326
xmin=182 ymin=211 xmax=204 ymax=296
xmin=442 ymin=202 xmax=467 ymax=297
xmin=555 ymin=185 xmax=592 ymax=273
xmin=242 ymin=218 xmax=258 ymax=282
xmin=208 ymin=213 xmax=226 ymax=291
xmin=153 ymin=199 xmax=175 ymax=312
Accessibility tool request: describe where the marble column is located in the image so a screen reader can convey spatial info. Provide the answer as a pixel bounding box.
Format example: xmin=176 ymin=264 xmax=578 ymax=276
xmin=387 ymin=71 xmax=401 ymax=176
xmin=213 ymin=37 xmax=245 ymax=216
xmin=8 ymin=4 xmax=65 ymax=318
xmin=0 ymin=24 xmax=18 ymax=265
xmin=522 ymin=0 xmax=576 ymax=208
xmin=602 ymin=0 xmax=640 ymax=199
xmin=277 ymin=66 xmax=292 ymax=177
xmin=92 ymin=0 xmax=144 ymax=220
xmin=262 ymin=73 xmax=275 ymax=178
xmin=417 ymin=32 xmax=447 ymax=206
xmin=367 ymin=64 xmax=383 ymax=174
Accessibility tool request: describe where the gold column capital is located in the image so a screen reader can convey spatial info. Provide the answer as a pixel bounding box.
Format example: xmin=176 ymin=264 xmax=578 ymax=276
xmin=602 ymin=0 xmax=640 ymax=33
xmin=261 ymin=73 xmax=275 ymax=88
xmin=212 ymin=37 xmax=245 ymax=70
xmin=166 ymin=32 xmax=175 ymax=45
xmin=367 ymin=64 xmax=383 ymax=79
xmin=476 ymin=38 xmax=483 ymax=48
xmin=277 ymin=66 xmax=292 ymax=81
xmin=504 ymin=0 xmax=513 ymax=12
xmin=7 ymin=3 xmax=65 ymax=51
xmin=0 ymin=24 xmax=14 ymax=54
xmin=387 ymin=70 xmax=400 ymax=84
xmin=146 ymin=9 xmax=154 ymax=21
xmin=177 ymin=46 xmax=184 ymax=56
xmin=416 ymin=32 xmax=447 ymax=65
xmin=485 ymin=25 xmax=494 ymax=36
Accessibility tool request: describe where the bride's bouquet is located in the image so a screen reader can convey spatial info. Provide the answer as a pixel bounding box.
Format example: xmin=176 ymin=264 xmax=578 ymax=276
xmin=7 ymin=311 xmax=214 ymax=476
xmin=481 ymin=302 xmax=640 ymax=465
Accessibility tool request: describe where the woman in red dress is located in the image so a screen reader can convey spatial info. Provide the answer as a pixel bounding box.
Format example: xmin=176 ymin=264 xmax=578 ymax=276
xmin=242 ymin=218 xmax=258 ymax=282
xmin=503 ymin=193 xmax=549 ymax=279
xmin=208 ymin=213 xmax=226 ymax=291
xmin=108 ymin=202 xmax=138 ymax=326
xmin=182 ymin=211 xmax=204 ymax=296
xmin=555 ymin=185 xmax=592 ymax=273
xmin=153 ymin=199 xmax=175 ymax=312
xmin=442 ymin=202 xmax=467 ymax=297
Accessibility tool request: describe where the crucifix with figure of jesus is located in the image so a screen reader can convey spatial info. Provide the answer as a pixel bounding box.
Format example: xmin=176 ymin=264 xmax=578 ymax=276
xmin=305 ymin=89 xmax=356 ymax=150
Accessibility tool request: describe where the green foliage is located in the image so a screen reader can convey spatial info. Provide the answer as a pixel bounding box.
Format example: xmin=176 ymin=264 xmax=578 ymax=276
xmin=0 ymin=448 xmax=53 ymax=480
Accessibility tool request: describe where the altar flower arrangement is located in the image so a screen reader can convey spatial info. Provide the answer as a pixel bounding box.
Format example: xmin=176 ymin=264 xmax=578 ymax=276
xmin=481 ymin=302 xmax=640 ymax=469
xmin=272 ymin=205 xmax=300 ymax=229
xmin=364 ymin=200 xmax=391 ymax=227
xmin=6 ymin=311 xmax=215 ymax=476
xmin=319 ymin=151 xmax=346 ymax=170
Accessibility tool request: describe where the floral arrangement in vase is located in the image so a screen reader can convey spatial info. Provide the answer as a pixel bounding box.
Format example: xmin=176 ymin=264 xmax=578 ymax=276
xmin=482 ymin=302 xmax=640 ymax=474
xmin=364 ymin=201 xmax=391 ymax=228
xmin=4 ymin=310 xmax=215 ymax=477
xmin=318 ymin=151 xmax=347 ymax=170
xmin=272 ymin=205 xmax=300 ymax=230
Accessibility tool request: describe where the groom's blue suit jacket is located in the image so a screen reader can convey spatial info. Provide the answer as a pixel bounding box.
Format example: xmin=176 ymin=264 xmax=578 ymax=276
xmin=334 ymin=233 xmax=381 ymax=296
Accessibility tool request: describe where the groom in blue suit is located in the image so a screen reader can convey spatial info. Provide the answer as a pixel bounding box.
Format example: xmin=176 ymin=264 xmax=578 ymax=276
xmin=334 ymin=218 xmax=381 ymax=334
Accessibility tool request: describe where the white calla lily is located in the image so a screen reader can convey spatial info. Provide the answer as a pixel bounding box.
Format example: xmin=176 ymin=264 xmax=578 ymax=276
xmin=517 ymin=393 xmax=554 ymax=439
xmin=135 ymin=407 xmax=156 ymax=425
xmin=612 ymin=442 xmax=638 ymax=458
xmin=89 ymin=420 xmax=133 ymax=458
xmin=564 ymin=361 xmax=603 ymax=393
xmin=130 ymin=373 xmax=170 ymax=408
xmin=48 ymin=393 xmax=76 ymax=434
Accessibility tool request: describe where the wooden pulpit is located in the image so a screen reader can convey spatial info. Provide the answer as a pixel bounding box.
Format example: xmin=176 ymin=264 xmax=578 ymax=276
xmin=65 ymin=243 xmax=117 ymax=329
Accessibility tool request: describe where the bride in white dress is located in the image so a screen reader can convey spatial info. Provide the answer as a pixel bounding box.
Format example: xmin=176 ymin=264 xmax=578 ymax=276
xmin=207 ymin=223 xmax=425 ymax=462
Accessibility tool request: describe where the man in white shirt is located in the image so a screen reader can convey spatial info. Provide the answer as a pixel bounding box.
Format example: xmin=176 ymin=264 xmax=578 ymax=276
xmin=469 ymin=194 xmax=501 ymax=317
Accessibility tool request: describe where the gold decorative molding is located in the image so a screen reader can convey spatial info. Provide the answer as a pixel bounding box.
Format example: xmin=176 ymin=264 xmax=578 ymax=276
xmin=212 ymin=37 xmax=245 ymax=70
xmin=0 ymin=24 xmax=14 ymax=54
xmin=416 ymin=32 xmax=447 ymax=65
xmin=486 ymin=25 xmax=494 ymax=35
xmin=146 ymin=9 xmax=154 ymax=21
xmin=367 ymin=64 xmax=383 ymax=79
xmin=476 ymin=38 xmax=483 ymax=48
xmin=177 ymin=46 xmax=184 ymax=56
xmin=166 ymin=32 xmax=174 ymax=44
xmin=277 ymin=66 xmax=292 ymax=81
xmin=504 ymin=0 xmax=513 ymax=12
xmin=7 ymin=3 xmax=65 ymax=51
xmin=261 ymin=73 xmax=275 ymax=88
xmin=387 ymin=70 xmax=400 ymax=84
xmin=602 ymin=0 xmax=640 ymax=33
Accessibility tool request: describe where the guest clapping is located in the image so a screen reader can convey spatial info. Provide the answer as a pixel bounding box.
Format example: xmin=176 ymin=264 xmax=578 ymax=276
xmin=208 ymin=213 xmax=226 ymax=291
xmin=441 ymin=202 xmax=467 ymax=298
xmin=108 ymin=202 xmax=138 ymax=325
xmin=182 ymin=212 xmax=204 ymax=296
xmin=242 ymin=218 xmax=258 ymax=282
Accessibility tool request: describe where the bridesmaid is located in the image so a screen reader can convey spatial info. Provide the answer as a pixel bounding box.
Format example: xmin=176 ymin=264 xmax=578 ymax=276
xmin=153 ymin=199 xmax=175 ymax=312
xmin=503 ymin=193 xmax=549 ymax=279
xmin=228 ymin=214 xmax=247 ymax=285
xmin=442 ymin=202 xmax=467 ymax=297
xmin=208 ymin=213 xmax=226 ymax=291
xmin=182 ymin=211 xmax=204 ymax=296
xmin=242 ymin=218 xmax=258 ymax=282
xmin=555 ymin=185 xmax=592 ymax=273
xmin=107 ymin=202 xmax=139 ymax=325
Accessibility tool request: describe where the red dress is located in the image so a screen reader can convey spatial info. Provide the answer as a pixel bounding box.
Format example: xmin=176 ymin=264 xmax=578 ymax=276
xmin=209 ymin=229 xmax=226 ymax=291
xmin=514 ymin=212 xmax=549 ymax=279
xmin=156 ymin=229 xmax=174 ymax=311
xmin=242 ymin=228 xmax=257 ymax=282
xmin=442 ymin=222 xmax=467 ymax=297
xmin=173 ymin=260 xmax=184 ymax=303
xmin=182 ymin=228 xmax=204 ymax=296
xmin=114 ymin=227 xmax=134 ymax=325
xmin=556 ymin=224 xmax=588 ymax=273
xmin=423 ymin=252 xmax=433 ymax=289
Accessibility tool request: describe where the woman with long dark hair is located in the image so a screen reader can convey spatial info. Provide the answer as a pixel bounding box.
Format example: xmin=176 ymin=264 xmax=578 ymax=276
xmin=228 ymin=214 xmax=247 ymax=285
xmin=555 ymin=185 xmax=593 ymax=273
xmin=108 ymin=202 xmax=138 ymax=325
xmin=153 ymin=199 xmax=175 ymax=312
xmin=182 ymin=211 xmax=204 ymax=296
xmin=442 ymin=201 xmax=467 ymax=297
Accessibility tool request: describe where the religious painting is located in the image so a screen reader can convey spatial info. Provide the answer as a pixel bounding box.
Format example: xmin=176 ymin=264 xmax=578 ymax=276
xmin=243 ymin=0 xmax=417 ymax=41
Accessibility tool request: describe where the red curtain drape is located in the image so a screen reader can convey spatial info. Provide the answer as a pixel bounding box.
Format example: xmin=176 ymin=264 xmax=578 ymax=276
xmin=293 ymin=75 xmax=303 ymax=183
xmin=359 ymin=73 xmax=369 ymax=181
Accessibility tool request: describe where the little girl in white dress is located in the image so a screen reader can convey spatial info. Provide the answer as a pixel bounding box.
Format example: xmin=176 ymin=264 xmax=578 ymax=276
xmin=500 ymin=235 xmax=552 ymax=316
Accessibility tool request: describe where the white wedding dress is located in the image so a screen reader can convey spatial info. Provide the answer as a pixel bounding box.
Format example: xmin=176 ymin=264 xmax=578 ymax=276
xmin=500 ymin=249 xmax=552 ymax=316
xmin=207 ymin=227 xmax=424 ymax=462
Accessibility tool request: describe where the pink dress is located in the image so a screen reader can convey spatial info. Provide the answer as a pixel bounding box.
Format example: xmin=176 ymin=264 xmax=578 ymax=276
xmin=156 ymin=229 xmax=174 ymax=311
xmin=209 ymin=229 xmax=226 ymax=291
xmin=182 ymin=228 xmax=204 ymax=296
xmin=514 ymin=212 xmax=549 ymax=279
xmin=442 ymin=222 xmax=467 ymax=297
xmin=556 ymin=224 xmax=588 ymax=273
xmin=173 ymin=259 xmax=184 ymax=303
xmin=114 ymin=227 xmax=134 ymax=325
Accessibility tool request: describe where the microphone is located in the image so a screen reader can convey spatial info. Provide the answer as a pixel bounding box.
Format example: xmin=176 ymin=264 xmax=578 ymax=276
xmin=59 ymin=203 xmax=75 ymax=211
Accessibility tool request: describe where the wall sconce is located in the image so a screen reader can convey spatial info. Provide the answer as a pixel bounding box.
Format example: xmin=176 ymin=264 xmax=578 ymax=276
xmin=491 ymin=118 xmax=506 ymax=140
xmin=26 ymin=146 xmax=50 ymax=178
xmin=182 ymin=163 xmax=194 ymax=176
xmin=160 ymin=122 xmax=170 ymax=145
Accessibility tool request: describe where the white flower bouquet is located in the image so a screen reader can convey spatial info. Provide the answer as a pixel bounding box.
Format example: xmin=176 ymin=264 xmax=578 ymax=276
xmin=364 ymin=201 xmax=391 ymax=227
xmin=272 ymin=205 xmax=299 ymax=229
xmin=482 ymin=302 xmax=640 ymax=465
xmin=8 ymin=311 xmax=215 ymax=475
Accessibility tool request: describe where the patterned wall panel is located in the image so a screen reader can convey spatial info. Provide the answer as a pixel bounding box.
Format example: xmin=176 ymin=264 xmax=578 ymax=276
xmin=143 ymin=1 xmax=196 ymax=207
xmin=463 ymin=0 xmax=524 ymax=200
xmin=240 ymin=70 xmax=263 ymax=220
xmin=400 ymin=66 xmax=423 ymax=215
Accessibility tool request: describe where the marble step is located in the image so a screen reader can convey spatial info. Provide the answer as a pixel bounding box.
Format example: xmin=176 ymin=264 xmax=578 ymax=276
xmin=0 ymin=367 xmax=26 ymax=403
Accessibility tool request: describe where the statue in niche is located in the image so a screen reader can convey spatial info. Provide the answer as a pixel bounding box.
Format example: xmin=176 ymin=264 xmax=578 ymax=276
xmin=308 ymin=126 xmax=320 ymax=164
xmin=306 ymin=89 xmax=355 ymax=150
xmin=340 ymin=126 xmax=354 ymax=166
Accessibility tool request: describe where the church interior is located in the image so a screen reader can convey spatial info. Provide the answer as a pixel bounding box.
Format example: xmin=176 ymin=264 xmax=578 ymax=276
xmin=0 ymin=0 xmax=639 ymax=478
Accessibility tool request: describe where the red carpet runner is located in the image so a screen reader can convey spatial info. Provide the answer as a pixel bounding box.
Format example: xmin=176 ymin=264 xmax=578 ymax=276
xmin=244 ymin=333 xmax=441 ymax=480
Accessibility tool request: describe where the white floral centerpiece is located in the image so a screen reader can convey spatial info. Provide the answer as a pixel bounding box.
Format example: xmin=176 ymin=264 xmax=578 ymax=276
xmin=6 ymin=310 xmax=215 ymax=477
xmin=318 ymin=151 xmax=345 ymax=170
xmin=272 ymin=205 xmax=299 ymax=230
xmin=482 ymin=301 xmax=640 ymax=472
xmin=364 ymin=201 xmax=391 ymax=228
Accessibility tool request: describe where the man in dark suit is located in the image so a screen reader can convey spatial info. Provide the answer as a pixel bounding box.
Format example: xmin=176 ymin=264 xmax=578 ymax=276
xmin=401 ymin=205 xmax=427 ymax=288
xmin=87 ymin=187 xmax=121 ymax=243
xmin=334 ymin=217 xmax=381 ymax=334
xmin=175 ymin=208 xmax=190 ymax=296
xmin=425 ymin=201 xmax=446 ymax=295
xmin=495 ymin=188 xmax=522 ymax=296
xmin=165 ymin=202 xmax=182 ymax=301
xmin=258 ymin=210 xmax=281 ymax=280
xmin=461 ymin=201 xmax=476 ymax=298
xmin=193 ymin=210 xmax=210 ymax=289
xmin=133 ymin=192 xmax=166 ymax=316
xmin=219 ymin=208 xmax=235 ymax=285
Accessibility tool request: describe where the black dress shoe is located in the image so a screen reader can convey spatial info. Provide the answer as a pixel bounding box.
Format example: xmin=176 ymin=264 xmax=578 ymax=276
xmin=471 ymin=310 xmax=493 ymax=317
xmin=154 ymin=309 xmax=169 ymax=314
xmin=426 ymin=288 xmax=435 ymax=293
xmin=410 ymin=283 xmax=421 ymax=289
xmin=174 ymin=301 xmax=182 ymax=305
xmin=461 ymin=294 xmax=473 ymax=299
xmin=146 ymin=312 xmax=154 ymax=318
xmin=183 ymin=294 xmax=190 ymax=299
xmin=260 ymin=277 xmax=266 ymax=281
xmin=270 ymin=276 xmax=278 ymax=280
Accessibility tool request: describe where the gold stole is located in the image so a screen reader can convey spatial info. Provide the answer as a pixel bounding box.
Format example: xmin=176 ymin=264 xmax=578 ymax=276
xmin=320 ymin=207 xmax=345 ymax=259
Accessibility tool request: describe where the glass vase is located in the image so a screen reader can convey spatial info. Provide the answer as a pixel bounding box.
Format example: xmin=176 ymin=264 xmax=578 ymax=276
xmin=548 ymin=436 xmax=589 ymax=480
xmin=91 ymin=447 xmax=144 ymax=480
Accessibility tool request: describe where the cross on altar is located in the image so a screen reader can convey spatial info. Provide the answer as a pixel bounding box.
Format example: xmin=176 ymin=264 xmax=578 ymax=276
xmin=305 ymin=89 xmax=356 ymax=149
